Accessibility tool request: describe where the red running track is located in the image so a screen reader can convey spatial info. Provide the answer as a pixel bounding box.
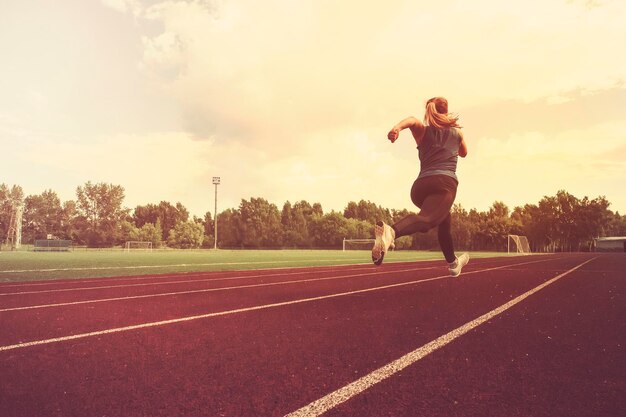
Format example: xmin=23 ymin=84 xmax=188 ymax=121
xmin=0 ymin=254 xmax=624 ymax=416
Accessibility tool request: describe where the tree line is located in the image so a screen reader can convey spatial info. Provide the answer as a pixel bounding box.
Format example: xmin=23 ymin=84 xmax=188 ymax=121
xmin=1 ymin=182 xmax=624 ymax=251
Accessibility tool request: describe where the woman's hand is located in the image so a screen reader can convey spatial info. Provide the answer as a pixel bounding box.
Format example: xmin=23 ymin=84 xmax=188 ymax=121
xmin=387 ymin=127 xmax=400 ymax=143
xmin=388 ymin=117 xmax=425 ymax=146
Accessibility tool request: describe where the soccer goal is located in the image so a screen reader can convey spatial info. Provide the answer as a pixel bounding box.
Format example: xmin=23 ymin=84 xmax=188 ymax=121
xmin=124 ymin=241 xmax=153 ymax=252
xmin=507 ymin=235 xmax=531 ymax=254
xmin=342 ymin=238 xmax=376 ymax=251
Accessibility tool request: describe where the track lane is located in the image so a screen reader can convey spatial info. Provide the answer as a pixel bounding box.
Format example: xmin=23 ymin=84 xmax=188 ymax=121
xmin=0 ymin=265 xmax=447 ymax=346
xmin=0 ymin=258 xmax=432 ymax=286
xmin=0 ymin=254 xmax=600 ymax=417
xmin=0 ymin=256 xmax=556 ymax=308
xmin=0 ymin=255 xmax=554 ymax=291
xmin=0 ymin=263 xmax=440 ymax=307
xmin=0 ymin=262 xmax=389 ymax=289
xmin=0 ymin=256 xmax=570 ymax=347
xmin=319 ymin=254 xmax=625 ymax=417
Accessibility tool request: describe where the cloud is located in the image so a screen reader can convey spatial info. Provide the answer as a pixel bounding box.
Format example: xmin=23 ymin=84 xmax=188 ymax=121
xmin=141 ymin=30 xmax=186 ymax=80
xmin=197 ymin=127 xmax=417 ymax=214
xmin=15 ymin=132 xmax=215 ymax=214
xmin=3 ymin=0 xmax=626 ymax=217
xmin=458 ymin=120 xmax=626 ymax=212
xmin=460 ymin=85 xmax=626 ymax=140
xmin=133 ymin=0 xmax=626 ymax=144
xmin=9 ymin=112 xmax=623 ymax=218
xmin=100 ymin=0 xmax=142 ymax=15
xmin=125 ymin=0 xmax=626 ymax=214
xmin=567 ymin=0 xmax=612 ymax=10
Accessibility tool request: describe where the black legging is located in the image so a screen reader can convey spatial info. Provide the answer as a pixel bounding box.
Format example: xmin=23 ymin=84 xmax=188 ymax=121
xmin=392 ymin=175 xmax=457 ymax=263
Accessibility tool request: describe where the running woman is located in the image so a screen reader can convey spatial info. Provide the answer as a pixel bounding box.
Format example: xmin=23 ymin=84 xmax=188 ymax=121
xmin=372 ymin=97 xmax=470 ymax=277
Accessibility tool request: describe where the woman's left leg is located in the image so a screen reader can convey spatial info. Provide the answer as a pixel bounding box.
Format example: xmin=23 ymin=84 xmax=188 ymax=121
xmin=437 ymin=213 xmax=456 ymax=263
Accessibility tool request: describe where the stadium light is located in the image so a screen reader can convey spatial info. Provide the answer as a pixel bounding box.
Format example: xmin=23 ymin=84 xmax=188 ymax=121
xmin=212 ymin=177 xmax=220 ymax=250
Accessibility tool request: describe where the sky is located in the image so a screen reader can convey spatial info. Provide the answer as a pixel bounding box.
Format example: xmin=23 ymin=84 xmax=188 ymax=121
xmin=1 ymin=0 xmax=625 ymax=218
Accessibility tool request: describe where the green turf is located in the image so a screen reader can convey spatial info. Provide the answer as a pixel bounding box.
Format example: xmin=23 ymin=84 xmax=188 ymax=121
xmin=0 ymin=249 xmax=509 ymax=282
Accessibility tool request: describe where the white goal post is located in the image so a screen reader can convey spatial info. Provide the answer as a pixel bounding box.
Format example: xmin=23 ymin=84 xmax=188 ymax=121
xmin=124 ymin=241 xmax=153 ymax=252
xmin=507 ymin=235 xmax=531 ymax=254
xmin=343 ymin=238 xmax=380 ymax=251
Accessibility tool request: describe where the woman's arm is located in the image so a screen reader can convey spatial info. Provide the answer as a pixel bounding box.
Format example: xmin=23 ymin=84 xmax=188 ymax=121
xmin=458 ymin=129 xmax=468 ymax=157
xmin=387 ymin=117 xmax=425 ymax=145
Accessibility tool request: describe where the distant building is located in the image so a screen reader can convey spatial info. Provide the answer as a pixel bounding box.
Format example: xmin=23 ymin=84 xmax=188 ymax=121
xmin=594 ymin=237 xmax=626 ymax=252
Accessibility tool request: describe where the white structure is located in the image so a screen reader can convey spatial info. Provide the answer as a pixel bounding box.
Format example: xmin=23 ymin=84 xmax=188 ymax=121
xmin=594 ymin=237 xmax=626 ymax=252
xmin=507 ymin=235 xmax=531 ymax=254
xmin=343 ymin=238 xmax=376 ymax=251
xmin=124 ymin=241 xmax=153 ymax=252
xmin=5 ymin=203 xmax=24 ymax=250
xmin=212 ymin=177 xmax=220 ymax=250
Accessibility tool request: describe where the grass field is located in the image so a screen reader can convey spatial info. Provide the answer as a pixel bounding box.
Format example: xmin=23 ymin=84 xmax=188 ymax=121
xmin=0 ymin=249 xmax=509 ymax=282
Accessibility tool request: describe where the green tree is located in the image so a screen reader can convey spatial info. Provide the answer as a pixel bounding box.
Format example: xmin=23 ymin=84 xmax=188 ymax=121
xmin=291 ymin=200 xmax=323 ymax=219
xmin=344 ymin=217 xmax=373 ymax=240
xmin=312 ymin=202 xmax=324 ymax=217
xmin=202 ymin=211 xmax=214 ymax=237
xmin=516 ymin=191 xmax=616 ymax=252
xmin=119 ymin=220 xmax=163 ymax=248
xmin=239 ymin=197 xmax=283 ymax=248
xmin=75 ymin=181 xmax=128 ymax=247
xmin=577 ymin=196 xmax=612 ymax=251
xmin=281 ymin=201 xmax=298 ymax=247
xmin=344 ymin=200 xmax=392 ymax=225
xmin=281 ymin=201 xmax=293 ymax=228
xmin=450 ymin=204 xmax=474 ymax=251
xmin=120 ymin=220 xmax=140 ymax=242
xmin=140 ymin=220 xmax=163 ymax=248
xmin=194 ymin=213 xmax=214 ymax=248
xmin=133 ymin=204 xmax=159 ymax=226
xmin=281 ymin=201 xmax=317 ymax=248
xmin=133 ymin=201 xmax=189 ymax=241
xmin=519 ymin=201 xmax=553 ymax=252
xmin=60 ymin=200 xmax=79 ymax=242
xmin=607 ymin=212 xmax=626 ymax=236
xmin=554 ymin=191 xmax=579 ymax=251
xmin=482 ymin=201 xmax=513 ymax=251
xmin=309 ymin=211 xmax=349 ymax=248
xmin=216 ymin=208 xmax=241 ymax=248
xmin=167 ymin=221 xmax=204 ymax=249
xmin=22 ymin=190 xmax=64 ymax=243
xmin=509 ymin=206 xmax=525 ymax=236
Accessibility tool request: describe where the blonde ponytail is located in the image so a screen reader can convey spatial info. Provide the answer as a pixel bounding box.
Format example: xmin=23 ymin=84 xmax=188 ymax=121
xmin=424 ymin=97 xmax=460 ymax=129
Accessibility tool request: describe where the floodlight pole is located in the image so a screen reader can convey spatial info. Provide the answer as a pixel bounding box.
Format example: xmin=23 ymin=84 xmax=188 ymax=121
xmin=212 ymin=177 xmax=220 ymax=250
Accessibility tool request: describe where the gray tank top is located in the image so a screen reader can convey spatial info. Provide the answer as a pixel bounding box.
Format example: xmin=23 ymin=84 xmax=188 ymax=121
xmin=417 ymin=126 xmax=462 ymax=181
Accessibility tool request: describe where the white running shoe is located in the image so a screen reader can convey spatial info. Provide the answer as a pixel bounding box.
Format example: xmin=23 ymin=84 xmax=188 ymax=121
xmin=449 ymin=252 xmax=469 ymax=277
xmin=372 ymin=221 xmax=395 ymax=266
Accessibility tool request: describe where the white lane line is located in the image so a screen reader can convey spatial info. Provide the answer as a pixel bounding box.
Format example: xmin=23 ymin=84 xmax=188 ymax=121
xmin=0 ymin=256 xmax=569 ymax=351
xmin=0 ymin=262 xmax=390 ymax=289
xmin=0 ymin=257 xmax=560 ymax=310
xmin=284 ymin=257 xmax=597 ymax=417
xmin=0 ymin=265 xmax=439 ymax=297
xmin=0 ymin=257 xmax=372 ymax=274
xmin=0 ymin=266 xmax=433 ymax=312
xmin=0 ymin=255 xmax=559 ymax=295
